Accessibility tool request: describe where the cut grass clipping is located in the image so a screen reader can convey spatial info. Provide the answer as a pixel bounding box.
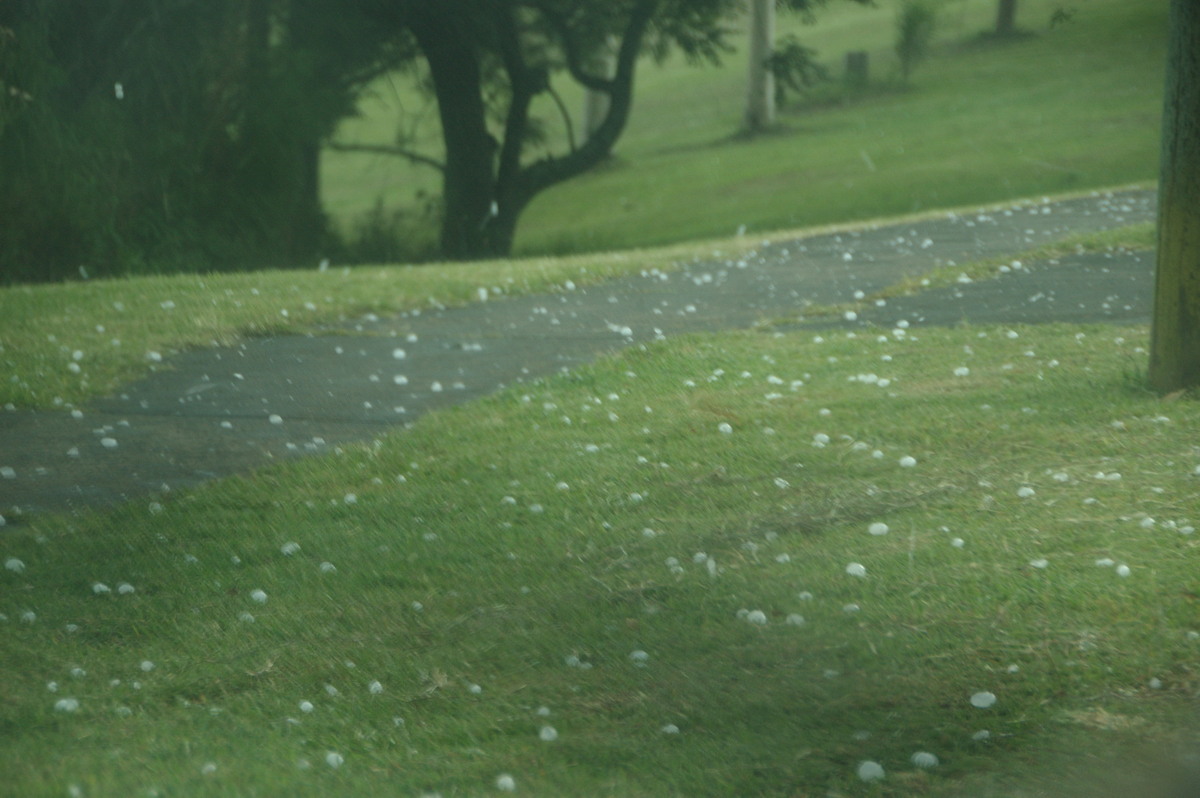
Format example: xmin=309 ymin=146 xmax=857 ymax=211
xmin=4 ymin=323 xmax=1199 ymax=796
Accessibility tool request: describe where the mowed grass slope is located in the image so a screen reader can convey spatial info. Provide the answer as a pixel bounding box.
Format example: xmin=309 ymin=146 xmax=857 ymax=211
xmin=322 ymin=0 xmax=1167 ymax=258
xmin=3 ymin=322 xmax=1199 ymax=796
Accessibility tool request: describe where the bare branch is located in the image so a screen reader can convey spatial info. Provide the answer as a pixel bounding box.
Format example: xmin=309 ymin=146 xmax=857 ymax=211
xmin=324 ymin=141 xmax=445 ymax=173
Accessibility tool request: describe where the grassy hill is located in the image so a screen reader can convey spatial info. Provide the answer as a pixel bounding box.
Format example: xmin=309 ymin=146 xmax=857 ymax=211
xmin=322 ymin=0 xmax=1167 ymax=261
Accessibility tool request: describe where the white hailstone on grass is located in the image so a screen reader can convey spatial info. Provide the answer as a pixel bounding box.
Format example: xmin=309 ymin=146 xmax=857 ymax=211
xmin=775 ymin=553 xmax=791 ymax=564
xmin=1029 ymin=558 xmax=1049 ymax=569
xmin=20 ymin=610 xmax=36 ymax=623
xmin=343 ymin=493 xmax=357 ymax=505
xmin=280 ymin=542 xmax=300 ymax=556
xmin=319 ymin=561 xmax=336 ymax=574
xmin=661 ymin=723 xmax=680 ymax=734
xmin=468 ymin=683 xmax=482 ymax=695
xmin=201 ymin=762 xmax=218 ymax=776
xmin=846 ymin=562 xmax=867 ymax=577
xmin=495 ymin=774 xmax=516 ymax=792
xmin=856 ymin=761 xmax=885 ymax=782
xmin=774 ymin=478 xmax=790 ymax=489
xmin=238 ymin=612 xmax=255 ymax=623
xmin=972 ymin=729 xmax=992 ymax=741
xmin=717 ymin=422 xmax=733 ymax=434
xmin=1116 ymin=564 xmax=1131 ymax=578
xmin=93 ymin=582 xmax=112 ymax=595
xmin=786 ymin=614 xmax=805 ymax=626
xmin=906 ymin=751 xmax=940 ymax=770
xmin=868 ymin=522 xmax=889 ymax=536
xmin=1139 ymin=517 xmax=1156 ymax=529
xmin=250 ymin=589 xmax=268 ymax=604
xmin=953 ymin=366 xmax=970 ymax=377
xmin=1095 ymin=558 xmax=1116 ymax=567
xmin=5 ymin=558 xmax=25 ymax=573
xmin=146 ymin=350 xmax=163 ymax=362
xmin=899 ymin=455 xmax=917 ymax=468
xmin=744 ymin=610 xmax=768 ymax=625
xmin=140 ymin=660 xmax=155 ymax=672
xmin=629 ymin=650 xmax=650 ymax=667
xmin=101 ymin=437 xmax=118 ymax=449
xmin=1149 ymin=677 xmax=1163 ymax=689
xmin=1017 ymin=486 xmax=1036 ymax=498
xmin=539 ymin=725 xmax=558 ymax=742
xmin=54 ymin=698 xmax=80 ymax=713
xmin=812 ymin=433 xmax=830 ymax=446
xmin=970 ymin=691 xmax=997 ymax=708
xmin=325 ymin=751 xmax=344 ymax=769
xmin=369 ymin=680 xmax=383 ymax=694
xmin=299 ymin=700 xmax=314 ymax=713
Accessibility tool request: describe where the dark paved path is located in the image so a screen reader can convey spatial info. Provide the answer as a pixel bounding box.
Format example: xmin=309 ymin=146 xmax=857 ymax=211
xmin=0 ymin=188 xmax=1156 ymax=520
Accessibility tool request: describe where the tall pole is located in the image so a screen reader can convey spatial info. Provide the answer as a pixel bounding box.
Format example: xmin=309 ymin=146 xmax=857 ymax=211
xmin=745 ymin=0 xmax=775 ymax=132
xmin=1149 ymin=0 xmax=1200 ymax=392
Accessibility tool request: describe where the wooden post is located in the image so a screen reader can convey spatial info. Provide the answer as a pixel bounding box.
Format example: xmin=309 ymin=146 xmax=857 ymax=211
xmin=995 ymin=0 xmax=1017 ymax=36
xmin=1149 ymin=0 xmax=1200 ymax=392
xmin=845 ymin=51 xmax=869 ymax=89
xmin=745 ymin=0 xmax=775 ymax=132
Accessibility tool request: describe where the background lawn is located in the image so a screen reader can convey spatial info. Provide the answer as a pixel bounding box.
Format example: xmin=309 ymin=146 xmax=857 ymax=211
xmin=322 ymin=0 xmax=1166 ymax=260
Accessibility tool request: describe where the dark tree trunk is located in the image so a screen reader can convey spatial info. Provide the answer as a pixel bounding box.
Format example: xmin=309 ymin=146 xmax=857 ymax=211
xmin=995 ymin=0 xmax=1017 ymax=36
xmin=1149 ymin=0 xmax=1200 ymax=392
xmin=408 ymin=5 xmax=497 ymax=260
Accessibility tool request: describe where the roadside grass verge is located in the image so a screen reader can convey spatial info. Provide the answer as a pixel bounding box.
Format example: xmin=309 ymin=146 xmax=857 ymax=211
xmin=3 ymin=322 xmax=1199 ymax=796
xmin=0 ymin=204 xmax=1153 ymax=412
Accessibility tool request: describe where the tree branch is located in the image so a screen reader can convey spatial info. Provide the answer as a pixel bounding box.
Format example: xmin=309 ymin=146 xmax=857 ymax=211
xmin=529 ymin=2 xmax=613 ymax=92
xmin=324 ymin=141 xmax=445 ymax=172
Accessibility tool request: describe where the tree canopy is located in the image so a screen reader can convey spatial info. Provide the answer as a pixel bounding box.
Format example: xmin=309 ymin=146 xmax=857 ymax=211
xmin=0 ymin=0 xmax=862 ymax=280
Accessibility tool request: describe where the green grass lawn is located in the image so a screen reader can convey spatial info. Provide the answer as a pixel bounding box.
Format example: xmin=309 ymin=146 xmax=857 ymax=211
xmin=3 ymin=320 xmax=1199 ymax=796
xmin=322 ymin=0 xmax=1167 ymax=260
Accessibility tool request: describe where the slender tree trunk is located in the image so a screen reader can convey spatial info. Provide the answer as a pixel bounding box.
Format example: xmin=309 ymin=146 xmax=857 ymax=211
xmin=1149 ymin=0 xmax=1200 ymax=392
xmin=408 ymin=6 xmax=496 ymax=260
xmin=745 ymin=0 xmax=775 ymax=132
xmin=995 ymin=0 xmax=1017 ymax=36
xmin=582 ymin=38 xmax=616 ymax=139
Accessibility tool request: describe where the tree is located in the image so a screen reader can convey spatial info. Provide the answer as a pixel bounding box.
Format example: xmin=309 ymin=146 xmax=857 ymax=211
xmin=0 ymin=0 xmax=407 ymax=282
xmin=360 ymin=0 xmax=866 ymax=261
xmin=1148 ymin=0 xmax=1200 ymax=393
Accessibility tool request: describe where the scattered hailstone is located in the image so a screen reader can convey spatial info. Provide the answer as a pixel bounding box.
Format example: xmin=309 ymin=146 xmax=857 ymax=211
xmin=786 ymin=614 xmax=806 ymax=626
xmin=539 ymin=725 xmax=558 ymax=742
xmin=319 ymin=561 xmax=336 ymax=574
xmin=140 ymin=660 xmax=155 ymax=672
xmin=717 ymin=422 xmax=733 ymax=434
xmin=268 ymin=414 xmax=283 ymax=425
xmin=970 ymin=691 xmax=997 ymax=709
xmin=495 ymin=774 xmax=516 ymax=792
xmin=953 ymin=367 xmax=970 ymax=377
xmin=972 ymin=730 xmax=992 ymax=741
xmin=1095 ymin=558 xmax=1116 ymax=567
xmin=1029 ymin=558 xmax=1049 ymax=569
xmin=868 ymin=522 xmax=889 ymax=536
xmin=856 ymin=761 xmax=885 ymax=782
xmin=93 ymin=582 xmax=111 ymax=595
xmin=1116 ymin=564 xmax=1131 ymax=578
xmin=911 ymin=752 xmax=940 ymax=769
xmin=54 ymin=698 xmax=80 ymax=713
xmin=899 ymin=455 xmax=917 ymax=468
xmin=280 ymin=542 xmax=300 ymax=556
xmin=629 ymin=650 xmax=650 ymax=666
xmin=101 ymin=437 xmax=118 ymax=449
xmin=661 ymin=723 xmax=680 ymax=734
xmin=299 ymin=700 xmax=314 ymax=713
xmin=325 ymin=752 xmax=344 ymax=769
xmin=951 ymin=536 xmax=966 ymax=548
xmin=5 ymin=558 xmax=25 ymax=573
xmin=1017 ymin=486 xmax=1036 ymax=498
xmin=369 ymin=680 xmax=383 ymax=695
xmin=744 ymin=610 xmax=768 ymax=625
xmin=250 ymin=589 xmax=268 ymax=604
xmin=845 ymin=562 xmax=867 ymax=578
